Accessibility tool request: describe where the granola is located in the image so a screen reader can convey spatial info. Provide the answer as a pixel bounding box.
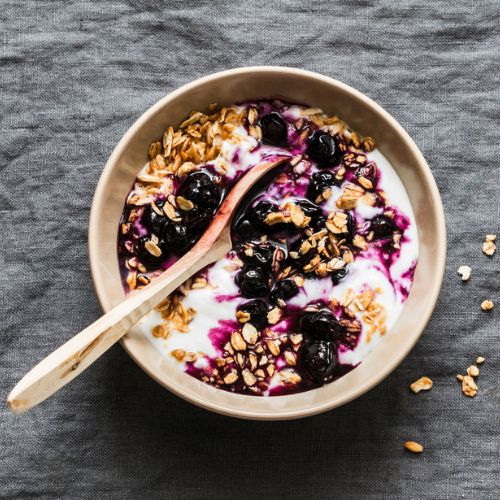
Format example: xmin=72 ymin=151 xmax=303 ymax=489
xmin=119 ymin=99 xmax=418 ymax=396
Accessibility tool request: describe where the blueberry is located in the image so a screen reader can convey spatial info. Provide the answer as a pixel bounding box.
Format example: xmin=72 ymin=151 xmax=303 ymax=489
xmin=300 ymin=339 xmax=338 ymax=383
xmin=234 ymin=217 xmax=258 ymax=240
xmin=141 ymin=201 xmax=166 ymax=234
xmin=136 ymin=236 xmax=169 ymax=268
xmin=241 ymin=243 xmax=278 ymax=270
xmin=306 ymin=171 xmax=340 ymax=203
xmin=306 ymin=131 xmax=342 ymax=168
xmin=162 ymin=223 xmax=192 ymax=255
xmin=260 ymin=112 xmax=288 ymax=146
xmin=237 ymin=299 xmax=268 ymax=330
xmin=177 ymin=172 xmax=221 ymax=209
xmin=235 ymin=268 xmax=271 ymax=298
xmin=248 ymin=201 xmax=282 ymax=234
xmin=299 ymin=309 xmax=342 ymax=341
xmin=331 ymin=267 xmax=349 ymax=286
xmin=270 ymin=279 xmax=299 ymax=304
xmin=184 ymin=208 xmax=214 ymax=232
xmin=371 ymin=215 xmax=394 ymax=238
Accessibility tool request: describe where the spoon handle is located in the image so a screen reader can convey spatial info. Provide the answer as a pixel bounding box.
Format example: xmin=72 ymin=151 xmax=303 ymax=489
xmin=7 ymin=230 xmax=232 ymax=415
xmin=7 ymin=156 xmax=287 ymax=414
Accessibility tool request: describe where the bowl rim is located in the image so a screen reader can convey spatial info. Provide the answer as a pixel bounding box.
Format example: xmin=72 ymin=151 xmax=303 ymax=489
xmin=88 ymin=66 xmax=446 ymax=420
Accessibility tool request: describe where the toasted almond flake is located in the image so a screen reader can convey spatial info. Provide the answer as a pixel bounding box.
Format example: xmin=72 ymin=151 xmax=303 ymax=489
xmin=293 ymin=275 xmax=305 ymax=287
xmin=267 ymin=365 xmax=276 ymax=377
xmin=267 ymin=308 xmax=282 ymax=325
xmin=280 ymin=369 xmax=302 ymax=384
xmin=170 ymin=349 xmax=186 ymax=362
xmin=241 ymin=323 xmax=258 ymax=344
xmin=244 ymin=248 xmax=254 ymax=257
xmin=184 ymin=351 xmax=197 ymax=362
xmin=481 ymin=300 xmax=494 ymax=310
xmin=467 ymin=365 xmax=479 ymax=377
xmin=284 ymin=351 xmax=297 ymax=366
xmin=358 ymin=176 xmax=373 ymax=190
xmin=249 ymin=124 xmax=262 ymax=140
xmin=410 ymin=376 xmax=433 ymax=393
xmin=176 ymin=196 xmax=195 ymax=211
xmin=485 ymin=234 xmax=496 ymax=242
xmin=249 ymin=352 xmax=258 ymax=371
xmin=291 ymin=334 xmax=303 ymax=345
xmin=340 ymin=288 xmax=355 ymax=307
xmin=482 ymin=240 xmax=496 ymax=256
xmin=242 ymin=369 xmax=257 ymax=386
xmin=266 ymin=339 xmax=280 ymax=356
xmin=179 ymin=112 xmax=202 ymax=129
xmin=353 ymin=234 xmax=368 ymax=250
xmin=361 ymin=192 xmax=377 ymax=206
xmin=164 ymin=201 xmax=177 ymax=220
xmin=476 ymin=356 xmax=485 ymax=364
xmin=264 ymin=212 xmax=286 ymax=225
xmin=236 ymin=310 xmax=251 ymax=323
xmin=178 ymin=162 xmax=196 ymax=176
xmin=290 ymin=204 xmax=305 ymax=227
xmin=247 ymin=107 xmax=258 ymax=125
xmin=462 ymin=375 xmax=477 ymax=397
xmin=456 ymin=374 xmax=464 ymax=381
xmin=231 ymin=332 xmax=247 ymax=351
xmin=144 ymin=240 xmax=162 ymax=257
xmin=405 ymin=442 xmax=423 ymax=453
xmin=224 ymin=373 xmax=238 ymax=385
xmin=151 ymin=324 xmax=170 ymax=339
xmin=336 ymin=195 xmax=358 ymax=210
xmin=343 ymin=250 xmax=354 ymax=264
xmin=363 ymin=137 xmax=376 ymax=152
xmin=299 ymin=240 xmax=312 ymax=255
xmin=191 ymin=276 xmax=208 ymax=289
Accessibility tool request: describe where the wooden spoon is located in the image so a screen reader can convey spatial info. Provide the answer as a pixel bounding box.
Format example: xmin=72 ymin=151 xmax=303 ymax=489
xmin=7 ymin=156 xmax=288 ymax=414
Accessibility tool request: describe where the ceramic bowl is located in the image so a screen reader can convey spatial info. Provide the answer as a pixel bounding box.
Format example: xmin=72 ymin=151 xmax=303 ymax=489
xmin=88 ymin=66 xmax=446 ymax=420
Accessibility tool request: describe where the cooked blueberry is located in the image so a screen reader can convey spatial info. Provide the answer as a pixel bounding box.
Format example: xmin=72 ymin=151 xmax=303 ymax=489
xmin=306 ymin=131 xmax=342 ymax=168
xmin=162 ymin=223 xmax=192 ymax=255
xmin=237 ymin=299 xmax=268 ymax=330
xmin=241 ymin=243 xmax=278 ymax=270
xmin=235 ymin=217 xmax=258 ymax=239
xmin=136 ymin=236 xmax=169 ymax=268
xmin=270 ymin=279 xmax=299 ymax=304
xmin=306 ymin=171 xmax=340 ymax=203
xmin=260 ymin=112 xmax=288 ymax=146
xmin=331 ymin=267 xmax=349 ymax=286
xmin=177 ymin=172 xmax=221 ymax=209
xmin=235 ymin=268 xmax=271 ymax=298
xmin=184 ymin=208 xmax=214 ymax=231
xmin=299 ymin=309 xmax=342 ymax=341
xmin=300 ymin=339 xmax=338 ymax=383
xmin=371 ymin=215 xmax=394 ymax=238
xmin=248 ymin=201 xmax=282 ymax=233
xmin=141 ymin=201 xmax=166 ymax=234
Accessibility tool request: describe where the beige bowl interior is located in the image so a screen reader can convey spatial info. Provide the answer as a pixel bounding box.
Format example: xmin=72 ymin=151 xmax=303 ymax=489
xmin=89 ymin=67 xmax=446 ymax=420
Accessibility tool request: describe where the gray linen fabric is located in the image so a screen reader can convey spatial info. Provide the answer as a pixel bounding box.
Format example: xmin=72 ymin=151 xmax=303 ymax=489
xmin=1 ymin=0 xmax=499 ymax=498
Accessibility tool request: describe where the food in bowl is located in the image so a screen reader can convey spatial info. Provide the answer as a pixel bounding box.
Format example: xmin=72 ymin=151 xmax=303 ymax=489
xmin=117 ymin=99 xmax=418 ymax=396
